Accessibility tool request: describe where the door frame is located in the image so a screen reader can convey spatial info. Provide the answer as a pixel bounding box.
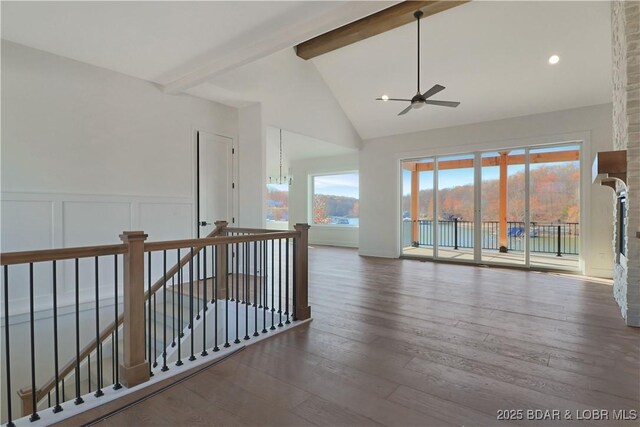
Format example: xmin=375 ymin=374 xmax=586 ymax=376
xmin=194 ymin=129 xmax=238 ymax=238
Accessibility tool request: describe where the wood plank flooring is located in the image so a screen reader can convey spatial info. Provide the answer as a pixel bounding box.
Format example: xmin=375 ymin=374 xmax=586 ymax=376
xmin=58 ymin=246 xmax=639 ymax=426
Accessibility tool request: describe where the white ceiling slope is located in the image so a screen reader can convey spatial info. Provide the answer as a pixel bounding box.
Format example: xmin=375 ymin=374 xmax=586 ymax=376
xmin=195 ymin=47 xmax=364 ymax=151
xmin=1 ymin=1 xmax=393 ymax=87
xmin=312 ymin=1 xmax=613 ymax=140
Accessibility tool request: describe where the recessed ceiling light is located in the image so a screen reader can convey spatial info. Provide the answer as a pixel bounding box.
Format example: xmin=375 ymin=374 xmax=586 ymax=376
xmin=548 ymin=55 xmax=560 ymax=65
xmin=381 ymin=94 xmax=389 ymax=101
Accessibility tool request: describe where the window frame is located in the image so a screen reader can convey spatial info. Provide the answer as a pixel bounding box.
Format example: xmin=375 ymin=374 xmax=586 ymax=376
xmin=309 ymin=170 xmax=360 ymax=228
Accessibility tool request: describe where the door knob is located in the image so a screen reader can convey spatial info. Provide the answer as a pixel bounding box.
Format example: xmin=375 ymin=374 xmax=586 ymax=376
xmin=200 ymin=221 xmax=211 ymax=226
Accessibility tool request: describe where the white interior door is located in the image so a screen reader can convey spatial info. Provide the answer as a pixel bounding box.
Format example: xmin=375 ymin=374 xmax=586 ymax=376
xmin=198 ymin=132 xmax=234 ymax=237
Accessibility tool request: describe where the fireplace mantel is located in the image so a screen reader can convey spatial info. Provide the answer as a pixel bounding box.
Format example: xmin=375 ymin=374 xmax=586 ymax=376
xmin=592 ymin=150 xmax=627 ymax=190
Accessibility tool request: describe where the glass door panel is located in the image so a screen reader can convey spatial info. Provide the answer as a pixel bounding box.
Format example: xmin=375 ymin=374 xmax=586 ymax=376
xmin=401 ymin=159 xmax=434 ymax=257
xmin=528 ymin=144 xmax=580 ymax=270
xmin=480 ymin=150 xmax=526 ymax=265
xmin=436 ymin=154 xmax=475 ymax=261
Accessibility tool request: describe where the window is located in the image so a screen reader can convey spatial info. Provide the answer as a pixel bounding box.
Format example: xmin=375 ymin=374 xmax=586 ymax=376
xmin=266 ymin=184 xmax=289 ymax=228
xmin=311 ymin=172 xmax=359 ymax=226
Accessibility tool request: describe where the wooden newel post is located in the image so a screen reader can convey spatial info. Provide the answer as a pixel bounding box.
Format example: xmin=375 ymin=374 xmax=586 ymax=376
xmin=119 ymin=231 xmax=150 ymax=388
xmin=214 ymin=221 xmax=229 ymax=298
xmin=17 ymin=388 xmax=33 ymax=417
xmin=294 ymin=223 xmax=311 ymax=321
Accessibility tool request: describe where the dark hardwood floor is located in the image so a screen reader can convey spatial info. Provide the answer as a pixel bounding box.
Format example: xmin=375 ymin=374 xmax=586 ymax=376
xmin=60 ymin=246 xmax=639 ymax=426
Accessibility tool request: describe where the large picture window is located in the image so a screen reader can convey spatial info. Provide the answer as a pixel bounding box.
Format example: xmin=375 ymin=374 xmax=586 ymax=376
xmin=311 ymin=172 xmax=359 ymax=226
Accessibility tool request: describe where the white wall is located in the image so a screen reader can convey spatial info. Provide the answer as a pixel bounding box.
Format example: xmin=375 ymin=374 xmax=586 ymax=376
xmin=359 ymin=103 xmax=614 ymax=278
xmin=289 ymin=153 xmax=359 ymax=248
xmin=1 ymin=40 xmax=240 ymax=312
xmin=206 ymin=48 xmax=363 ymax=151
xmin=237 ymin=104 xmax=265 ymax=228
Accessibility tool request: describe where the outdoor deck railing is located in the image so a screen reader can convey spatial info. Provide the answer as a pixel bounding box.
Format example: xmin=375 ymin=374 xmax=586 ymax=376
xmin=406 ymin=220 xmax=579 ymax=256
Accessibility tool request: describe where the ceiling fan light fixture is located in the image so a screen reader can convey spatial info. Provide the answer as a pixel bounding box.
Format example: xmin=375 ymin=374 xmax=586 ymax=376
xmin=375 ymin=10 xmax=459 ymax=116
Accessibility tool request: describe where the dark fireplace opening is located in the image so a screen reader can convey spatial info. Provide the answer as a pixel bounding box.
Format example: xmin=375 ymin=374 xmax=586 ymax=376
xmin=618 ymin=193 xmax=626 ymax=258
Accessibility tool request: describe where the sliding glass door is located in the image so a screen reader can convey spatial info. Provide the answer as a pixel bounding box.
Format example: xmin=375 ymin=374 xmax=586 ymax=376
xmin=400 ymin=142 xmax=581 ymax=271
xmin=528 ymin=144 xmax=580 ymax=270
xmin=480 ymin=149 xmax=526 ymax=266
xmin=401 ymin=158 xmax=435 ymax=257
xmin=436 ymin=154 xmax=475 ymax=261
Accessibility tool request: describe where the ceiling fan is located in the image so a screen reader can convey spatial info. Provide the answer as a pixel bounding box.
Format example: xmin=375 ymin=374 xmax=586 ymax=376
xmin=376 ymin=10 xmax=460 ymax=116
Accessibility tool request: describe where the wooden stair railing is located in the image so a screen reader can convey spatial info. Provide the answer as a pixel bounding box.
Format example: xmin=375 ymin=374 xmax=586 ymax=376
xmin=16 ymin=221 xmax=230 ymax=416
xmin=3 ymin=221 xmax=310 ymax=422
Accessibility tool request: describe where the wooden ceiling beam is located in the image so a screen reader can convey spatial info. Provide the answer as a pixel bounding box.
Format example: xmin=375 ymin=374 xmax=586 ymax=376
xmin=295 ymin=1 xmax=468 ymax=60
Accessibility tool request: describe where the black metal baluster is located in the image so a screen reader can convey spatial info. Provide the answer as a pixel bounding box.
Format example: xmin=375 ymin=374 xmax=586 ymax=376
xmin=162 ymin=250 xmax=169 ymax=372
xmin=234 ymin=242 xmax=240 ymax=344
xmin=262 ymin=240 xmax=267 ymax=334
xmin=74 ymin=259 xmax=84 ymax=405
xmin=196 ymin=252 xmax=200 ymax=320
xmin=94 ymin=257 xmax=103 ymax=397
xmin=62 ymin=378 xmax=65 ymax=403
xmin=147 ymin=252 xmax=153 ymax=375
xmin=244 ymin=242 xmax=250 ymax=341
xmin=28 ymin=263 xmax=39 ymax=421
xmin=48 ymin=392 xmax=51 ymax=408
xmin=88 ymin=351 xmax=91 ymax=393
xmin=253 ymin=241 xmax=259 ymax=337
xmin=176 ymin=249 xmax=183 ymax=367
xmin=285 ymin=238 xmax=290 ymax=324
xmin=4 ymin=266 xmax=15 ymax=427
xmin=189 ymin=247 xmax=195 ymax=361
xmin=230 ymin=234 xmax=234 ymax=303
xmin=99 ymin=343 xmax=104 ymax=392
xmin=52 ymin=261 xmax=63 ymax=412
xmin=270 ymin=239 xmax=275 ymax=330
xmin=111 ymin=332 xmax=115 ymax=385
xmin=213 ymin=245 xmax=220 ymax=352
xmin=239 ymin=235 xmax=244 ymax=304
xmin=224 ymin=243 xmax=230 ymax=348
xmin=114 ymin=255 xmax=121 ymax=389
xmin=278 ymin=239 xmax=283 ymax=327
xmin=258 ymin=239 xmax=263 ymax=309
xmin=201 ymin=246 xmax=208 ymax=357
xmin=171 ymin=273 xmax=176 ymax=348
xmin=293 ymin=238 xmax=297 ymax=321
xmin=153 ymin=291 xmax=157 ymax=368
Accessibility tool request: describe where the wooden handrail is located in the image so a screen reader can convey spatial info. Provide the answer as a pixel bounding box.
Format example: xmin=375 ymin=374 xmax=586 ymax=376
xmin=1 ymin=244 xmax=127 ymax=266
xmin=144 ymin=231 xmax=299 ymax=252
xmin=15 ymin=222 xmax=305 ymax=415
xmin=18 ymin=221 xmax=231 ymax=412
xmin=222 ymin=227 xmax=288 ymax=234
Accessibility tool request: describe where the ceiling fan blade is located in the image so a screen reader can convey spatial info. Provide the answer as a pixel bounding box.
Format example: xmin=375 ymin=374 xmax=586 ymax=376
xmin=376 ymin=98 xmax=412 ymax=101
xmin=422 ymin=84 xmax=445 ymax=99
xmin=424 ymin=100 xmax=460 ymax=108
xmin=398 ymin=104 xmax=413 ymax=115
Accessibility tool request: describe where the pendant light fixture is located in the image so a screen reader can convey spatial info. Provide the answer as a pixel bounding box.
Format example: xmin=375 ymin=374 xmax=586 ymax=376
xmin=269 ymin=128 xmax=292 ymax=185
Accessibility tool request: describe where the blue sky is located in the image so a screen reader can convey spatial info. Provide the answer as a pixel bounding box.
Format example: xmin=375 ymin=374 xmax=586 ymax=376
xmin=313 ymin=173 xmax=359 ymax=198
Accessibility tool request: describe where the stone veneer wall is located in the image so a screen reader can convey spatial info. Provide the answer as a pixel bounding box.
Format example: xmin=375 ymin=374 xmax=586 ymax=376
xmin=612 ymin=0 xmax=639 ymax=327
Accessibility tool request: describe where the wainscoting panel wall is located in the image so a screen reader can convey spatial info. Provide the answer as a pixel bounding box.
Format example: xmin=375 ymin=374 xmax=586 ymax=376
xmin=1 ymin=192 xmax=193 ymax=316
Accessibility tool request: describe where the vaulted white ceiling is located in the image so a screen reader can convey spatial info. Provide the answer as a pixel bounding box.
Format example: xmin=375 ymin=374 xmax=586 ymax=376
xmin=0 ymin=1 xmax=392 ymax=87
xmin=2 ymin=1 xmax=613 ymax=142
xmin=312 ymin=1 xmax=613 ymax=139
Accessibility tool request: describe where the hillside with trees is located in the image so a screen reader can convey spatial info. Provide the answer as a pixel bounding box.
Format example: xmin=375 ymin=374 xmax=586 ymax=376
xmin=402 ymin=163 xmax=579 ymax=223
